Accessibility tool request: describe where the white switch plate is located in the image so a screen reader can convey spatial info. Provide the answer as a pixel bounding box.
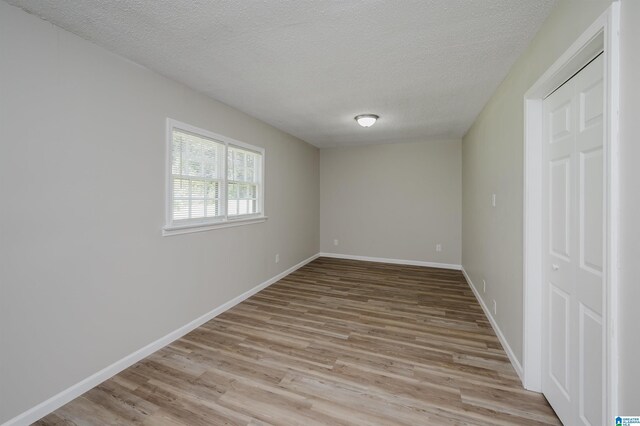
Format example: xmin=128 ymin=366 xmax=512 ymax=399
xmin=482 ymin=279 xmax=486 ymax=293
xmin=493 ymin=300 xmax=497 ymax=315
xmin=436 ymin=244 xmax=442 ymax=252
xmin=333 ymin=239 xmax=339 ymax=246
xmin=275 ymin=254 xmax=280 ymax=263
xmin=492 ymin=193 xmax=497 ymax=207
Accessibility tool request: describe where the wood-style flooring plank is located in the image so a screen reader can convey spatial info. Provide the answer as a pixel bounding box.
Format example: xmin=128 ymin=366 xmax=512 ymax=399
xmin=35 ymin=257 xmax=560 ymax=425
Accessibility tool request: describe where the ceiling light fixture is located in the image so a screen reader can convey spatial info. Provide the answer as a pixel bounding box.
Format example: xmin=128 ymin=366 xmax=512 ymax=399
xmin=354 ymin=114 xmax=379 ymax=128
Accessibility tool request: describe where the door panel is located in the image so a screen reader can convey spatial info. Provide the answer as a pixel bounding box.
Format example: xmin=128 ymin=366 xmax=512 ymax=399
xmin=579 ymin=303 xmax=602 ymax=426
xmin=542 ymin=53 xmax=604 ymax=426
xmin=551 ymin=101 xmax=572 ymax=141
xmin=580 ymin=148 xmax=603 ymax=274
xmin=550 ymin=284 xmax=571 ymax=397
xmin=580 ymin=79 xmax=604 ymax=131
xmin=550 ymin=158 xmax=571 ymax=260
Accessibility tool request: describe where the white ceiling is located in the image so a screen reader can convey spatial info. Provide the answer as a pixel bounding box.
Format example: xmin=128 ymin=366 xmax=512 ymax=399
xmin=7 ymin=0 xmax=556 ymax=148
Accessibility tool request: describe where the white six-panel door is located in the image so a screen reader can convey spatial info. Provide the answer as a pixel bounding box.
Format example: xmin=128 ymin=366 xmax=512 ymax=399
xmin=542 ymin=54 xmax=604 ymax=426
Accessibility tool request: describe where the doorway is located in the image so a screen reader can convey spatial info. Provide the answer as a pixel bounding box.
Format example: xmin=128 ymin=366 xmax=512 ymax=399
xmin=522 ymin=4 xmax=619 ymax=425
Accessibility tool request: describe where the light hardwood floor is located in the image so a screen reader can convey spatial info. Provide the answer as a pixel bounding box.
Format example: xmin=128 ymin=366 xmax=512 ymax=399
xmin=36 ymin=257 xmax=560 ymax=425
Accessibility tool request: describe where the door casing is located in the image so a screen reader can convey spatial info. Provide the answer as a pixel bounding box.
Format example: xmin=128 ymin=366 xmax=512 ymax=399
xmin=522 ymin=2 xmax=620 ymax=422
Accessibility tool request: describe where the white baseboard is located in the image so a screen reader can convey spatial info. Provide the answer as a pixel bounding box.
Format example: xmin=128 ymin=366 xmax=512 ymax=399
xmin=461 ymin=266 xmax=524 ymax=382
xmin=3 ymin=253 xmax=320 ymax=426
xmin=319 ymin=252 xmax=461 ymax=271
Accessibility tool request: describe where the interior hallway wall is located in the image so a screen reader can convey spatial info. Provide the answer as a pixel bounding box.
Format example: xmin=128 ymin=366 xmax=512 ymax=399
xmin=461 ymin=0 xmax=611 ymax=368
xmin=463 ymin=0 xmax=640 ymax=413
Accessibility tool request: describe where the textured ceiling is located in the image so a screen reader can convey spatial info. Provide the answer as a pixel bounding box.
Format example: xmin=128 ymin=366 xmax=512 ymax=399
xmin=6 ymin=0 xmax=556 ymax=147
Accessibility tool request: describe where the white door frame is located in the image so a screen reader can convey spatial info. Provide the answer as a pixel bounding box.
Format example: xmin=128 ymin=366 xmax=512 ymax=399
xmin=522 ymin=2 xmax=620 ymax=421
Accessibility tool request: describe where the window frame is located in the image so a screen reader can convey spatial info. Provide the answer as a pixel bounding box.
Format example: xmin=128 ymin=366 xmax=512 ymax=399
xmin=163 ymin=118 xmax=266 ymax=236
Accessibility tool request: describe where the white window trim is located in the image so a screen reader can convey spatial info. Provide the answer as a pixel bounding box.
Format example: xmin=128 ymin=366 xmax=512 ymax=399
xmin=163 ymin=118 xmax=266 ymax=237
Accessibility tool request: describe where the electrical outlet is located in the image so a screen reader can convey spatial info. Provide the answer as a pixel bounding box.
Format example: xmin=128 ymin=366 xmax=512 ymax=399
xmin=492 ymin=193 xmax=497 ymax=207
xmin=436 ymin=244 xmax=442 ymax=252
xmin=493 ymin=299 xmax=497 ymax=315
xmin=275 ymin=254 xmax=280 ymax=264
xmin=482 ymin=279 xmax=486 ymax=293
xmin=333 ymin=239 xmax=339 ymax=246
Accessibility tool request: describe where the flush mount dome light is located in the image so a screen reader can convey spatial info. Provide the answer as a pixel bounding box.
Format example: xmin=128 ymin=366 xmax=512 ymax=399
xmin=354 ymin=114 xmax=379 ymax=128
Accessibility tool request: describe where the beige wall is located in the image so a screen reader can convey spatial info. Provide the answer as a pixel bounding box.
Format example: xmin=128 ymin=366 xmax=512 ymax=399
xmin=461 ymin=0 xmax=611 ymax=366
xmin=463 ymin=0 xmax=640 ymax=414
xmin=618 ymin=0 xmax=640 ymax=414
xmin=320 ymin=140 xmax=461 ymax=266
xmin=0 ymin=2 xmax=319 ymax=423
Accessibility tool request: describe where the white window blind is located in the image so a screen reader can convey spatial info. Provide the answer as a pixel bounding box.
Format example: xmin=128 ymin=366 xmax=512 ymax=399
xmin=171 ymin=130 xmax=224 ymax=223
xmin=166 ymin=119 xmax=265 ymax=233
xmin=227 ymin=146 xmax=261 ymax=216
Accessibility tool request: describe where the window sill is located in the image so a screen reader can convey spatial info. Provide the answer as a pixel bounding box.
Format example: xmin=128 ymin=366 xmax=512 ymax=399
xmin=162 ymin=216 xmax=268 ymax=237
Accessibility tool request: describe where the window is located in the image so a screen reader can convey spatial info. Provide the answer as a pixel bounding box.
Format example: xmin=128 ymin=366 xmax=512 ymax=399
xmin=227 ymin=146 xmax=261 ymax=216
xmin=165 ymin=119 xmax=265 ymax=235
